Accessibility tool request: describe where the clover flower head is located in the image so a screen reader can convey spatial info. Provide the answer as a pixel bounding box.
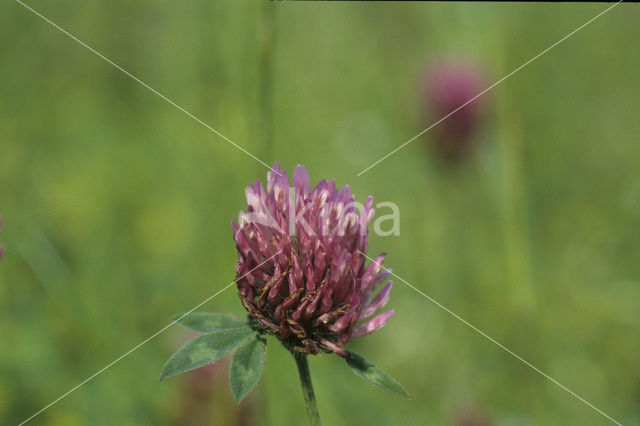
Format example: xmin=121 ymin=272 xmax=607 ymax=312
xmin=232 ymin=163 xmax=394 ymax=356
xmin=423 ymin=58 xmax=486 ymax=161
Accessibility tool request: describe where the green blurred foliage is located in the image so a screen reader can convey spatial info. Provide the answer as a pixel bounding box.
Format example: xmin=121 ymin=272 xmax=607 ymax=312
xmin=1 ymin=1 xmax=640 ymax=425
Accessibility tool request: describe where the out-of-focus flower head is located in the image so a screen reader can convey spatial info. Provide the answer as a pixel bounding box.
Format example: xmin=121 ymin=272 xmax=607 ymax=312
xmin=455 ymin=407 xmax=493 ymax=426
xmin=232 ymin=163 xmax=394 ymax=356
xmin=423 ymin=58 xmax=487 ymax=162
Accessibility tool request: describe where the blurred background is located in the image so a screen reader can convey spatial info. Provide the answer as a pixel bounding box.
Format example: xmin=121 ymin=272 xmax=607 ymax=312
xmin=1 ymin=1 xmax=640 ymax=425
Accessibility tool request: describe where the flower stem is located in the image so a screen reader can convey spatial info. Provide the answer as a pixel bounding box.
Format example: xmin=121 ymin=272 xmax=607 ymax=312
xmin=291 ymin=350 xmax=321 ymax=426
xmin=258 ymin=1 xmax=275 ymax=162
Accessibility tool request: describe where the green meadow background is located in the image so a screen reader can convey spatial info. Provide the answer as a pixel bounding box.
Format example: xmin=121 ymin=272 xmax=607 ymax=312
xmin=1 ymin=1 xmax=639 ymax=425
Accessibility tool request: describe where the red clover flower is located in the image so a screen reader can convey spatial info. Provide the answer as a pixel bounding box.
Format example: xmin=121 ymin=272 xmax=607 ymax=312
xmin=232 ymin=162 xmax=394 ymax=356
xmin=161 ymin=164 xmax=407 ymax=425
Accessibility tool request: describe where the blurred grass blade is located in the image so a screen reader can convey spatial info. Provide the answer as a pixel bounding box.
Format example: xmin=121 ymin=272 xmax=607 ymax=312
xmin=174 ymin=312 xmax=249 ymax=333
xmin=345 ymin=351 xmax=409 ymax=398
xmin=160 ymin=327 xmax=254 ymax=380
xmin=229 ymin=334 xmax=267 ymax=403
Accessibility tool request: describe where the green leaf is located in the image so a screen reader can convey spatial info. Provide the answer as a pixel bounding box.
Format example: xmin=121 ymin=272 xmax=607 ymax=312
xmin=229 ymin=334 xmax=267 ymax=403
xmin=160 ymin=327 xmax=254 ymax=380
xmin=344 ymin=351 xmax=409 ymax=398
xmin=174 ymin=312 xmax=249 ymax=333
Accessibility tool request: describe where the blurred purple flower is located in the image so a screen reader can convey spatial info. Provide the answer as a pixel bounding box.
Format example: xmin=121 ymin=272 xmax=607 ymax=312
xmin=232 ymin=163 xmax=394 ymax=357
xmin=455 ymin=407 xmax=493 ymax=426
xmin=423 ymin=59 xmax=487 ymax=162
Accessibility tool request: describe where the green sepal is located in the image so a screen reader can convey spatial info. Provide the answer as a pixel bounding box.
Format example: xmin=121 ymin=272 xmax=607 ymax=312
xmin=160 ymin=326 xmax=254 ymax=380
xmin=344 ymin=351 xmax=409 ymax=398
xmin=229 ymin=334 xmax=267 ymax=403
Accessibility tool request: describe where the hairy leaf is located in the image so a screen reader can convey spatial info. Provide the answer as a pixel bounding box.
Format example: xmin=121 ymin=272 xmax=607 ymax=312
xmin=174 ymin=312 xmax=249 ymax=333
xmin=344 ymin=351 xmax=409 ymax=398
xmin=160 ymin=327 xmax=254 ymax=380
xmin=229 ymin=334 xmax=267 ymax=403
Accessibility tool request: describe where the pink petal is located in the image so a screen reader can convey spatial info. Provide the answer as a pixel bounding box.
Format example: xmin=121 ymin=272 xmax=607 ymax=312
xmin=359 ymin=195 xmax=375 ymax=227
xmin=267 ymin=162 xmax=289 ymax=202
xmin=352 ymin=309 xmax=395 ymax=339
xmin=318 ymin=337 xmax=348 ymax=357
xmin=293 ymin=164 xmax=310 ymax=194
xmin=360 ymin=253 xmax=386 ymax=290
xmin=360 ymin=281 xmax=393 ymax=319
xmin=327 ymin=305 xmax=358 ymax=334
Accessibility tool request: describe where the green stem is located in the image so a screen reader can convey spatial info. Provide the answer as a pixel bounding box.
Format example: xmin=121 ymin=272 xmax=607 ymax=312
xmin=291 ymin=350 xmax=321 ymax=426
xmin=258 ymin=1 xmax=275 ymax=162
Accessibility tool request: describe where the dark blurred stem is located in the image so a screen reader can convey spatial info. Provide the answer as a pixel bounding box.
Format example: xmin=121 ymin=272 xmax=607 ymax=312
xmin=258 ymin=1 xmax=275 ymax=161
xmin=292 ymin=350 xmax=321 ymax=426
